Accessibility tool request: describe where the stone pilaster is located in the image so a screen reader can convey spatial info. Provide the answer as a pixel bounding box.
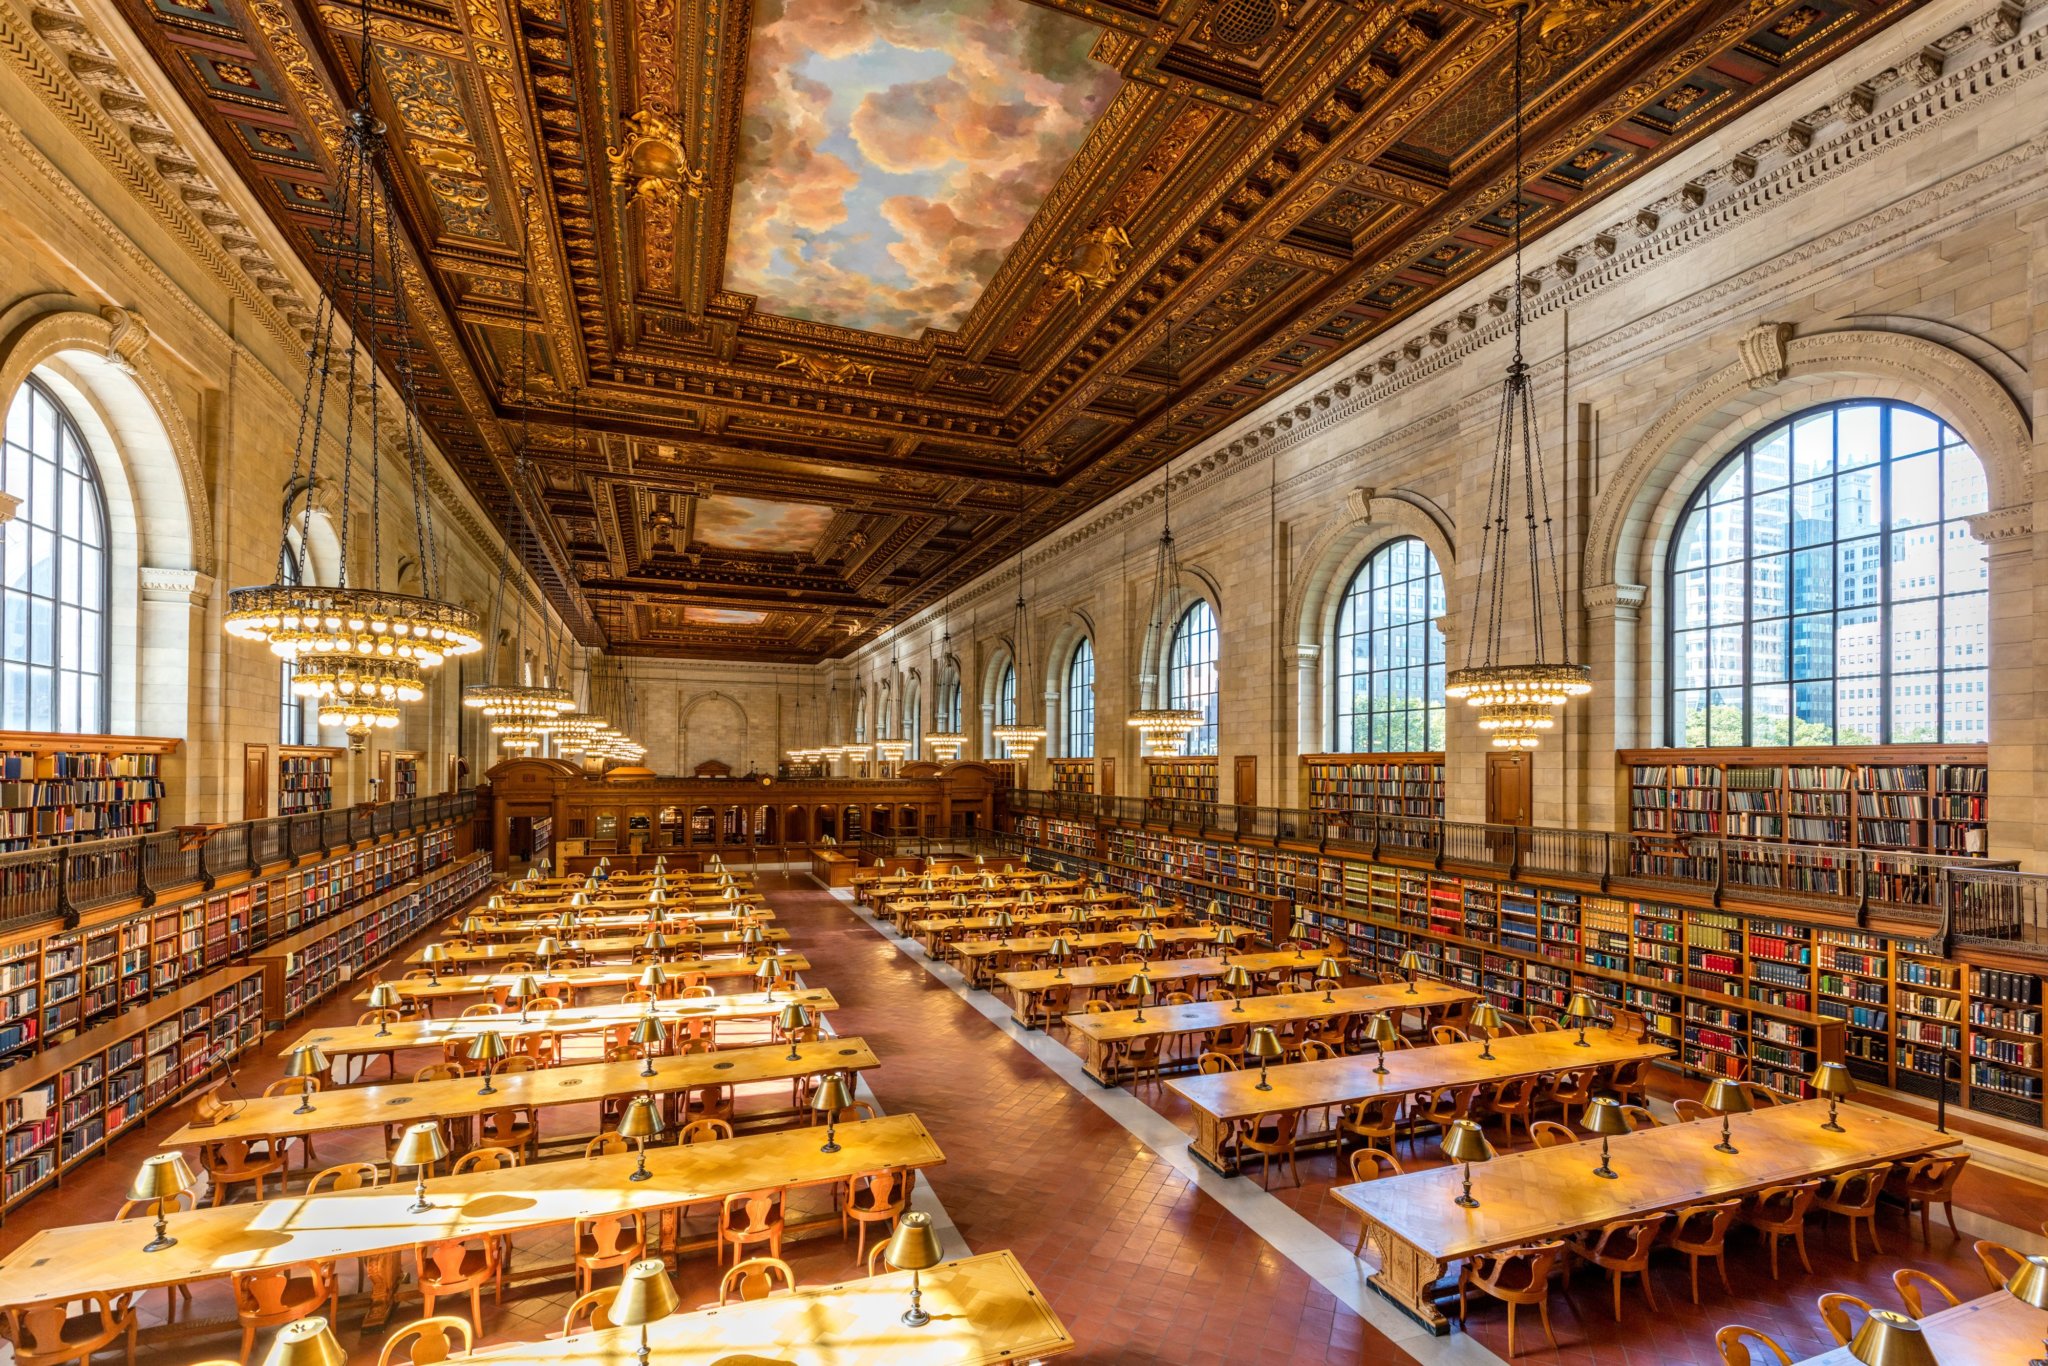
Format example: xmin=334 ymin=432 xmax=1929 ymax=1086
xmin=139 ymin=567 xmax=212 ymax=823
xmin=1582 ymin=583 xmax=1648 ymax=833
xmin=1971 ymin=505 xmax=2040 ymax=868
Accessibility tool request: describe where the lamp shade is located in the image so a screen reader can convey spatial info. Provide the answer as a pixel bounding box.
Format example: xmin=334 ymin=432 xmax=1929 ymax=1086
xmin=466 ymin=1031 xmax=508 ymax=1063
xmin=1246 ymin=1026 xmax=1285 ymax=1062
xmin=2005 ymin=1253 xmax=2048 ymax=1309
xmin=810 ymin=1072 xmax=855 ymax=1116
xmin=1365 ymin=1013 xmax=1401 ymax=1047
xmin=618 ymin=1095 xmax=664 ymax=1141
xmin=392 ymin=1121 xmax=449 ymax=1169
xmin=630 ymin=1015 xmax=665 ymax=1048
xmin=1565 ymin=992 xmax=1599 ymax=1023
xmin=1702 ymin=1077 xmax=1752 ymax=1115
xmin=754 ymin=958 xmax=781 ymax=983
xmin=1580 ymin=1096 xmax=1631 ymax=1136
xmin=1135 ymin=931 xmax=1158 ymax=953
xmin=612 ymin=1257 xmax=681 ymax=1327
xmin=462 ymin=916 xmax=483 ymax=934
xmin=1047 ymin=937 xmax=1072 ymax=961
xmin=1122 ymin=973 xmax=1153 ymax=999
xmin=1440 ymin=1118 xmax=1495 ymax=1165
xmin=643 ymin=932 xmax=669 ymax=952
xmin=285 ymin=1044 xmax=328 ymax=1078
xmin=1469 ymin=1002 xmax=1504 ymax=1033
xmin=262 ymin=1317 xmax=346 ymax=1366
xmin=535 ymin=937 xmax=562 ymax=959
xmin=128 ymin=1151 xmax=195 ymax=1203
xmin=778 ymin=1002 xmax=813 ymax=1033
xmin=1846 ymin=1308 xmax=1936 ymax=1366
xmin=884 ymin=1211 xmax=943 ymax=1271
xmin=421 ymin=945 xmax=450 ymax=964
xmin=366 ymin=983 xmax=402 ymax=1011
xmin=1811 ymin=1061 xmax=1855 ymax=1098
xmin=638 ymin=964 xmax=667 ymax=991
xmin=1399 ymin=950 xmax=1425 ymax=974
xmin=509 ymin=974 xmax=542 ymax=1001
xmin=1222 ymin=965 xmax=1253 ymax=992
xmin=1213 ymin=923 xmax=1238 ymax=945
xmin=1314 ymin=959 xmax=1345 ymax=984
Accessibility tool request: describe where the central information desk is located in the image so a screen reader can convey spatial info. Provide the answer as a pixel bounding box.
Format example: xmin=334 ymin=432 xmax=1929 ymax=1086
xmin=286 ymin=988 xmax=839 ymax=1061
xmin=1335 ymin=1100 xmax=1953 ymax=1332
xmin=0 ymin=1114 xmax=943 ymax=1328
xmin=460 ymin=1251 xmax=1074 ymax=1365
xmin=1065 ymin=980 xmax=1475 ymax=1084
xmin=355 ymin=953 xmax=813 ymax=1007
xmin=1166 ymin=1030 xmax=1668 ymax=1173
xmin=167 ymin=1037 xmax=881 ymax=1149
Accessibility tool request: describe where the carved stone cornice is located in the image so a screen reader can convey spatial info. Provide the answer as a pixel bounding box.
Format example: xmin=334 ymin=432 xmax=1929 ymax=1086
xmin=1967 ymin=504 xmax=2035 ymax=547
xmin=139 ymin=565 xmax=212 ymax=607
xmin=1583 ymin=583 xmax=1649 ymax=620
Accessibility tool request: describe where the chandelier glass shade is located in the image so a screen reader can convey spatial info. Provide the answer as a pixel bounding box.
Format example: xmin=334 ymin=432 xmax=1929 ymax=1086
xmin=1127 ymin=709 xmax=1202 ymax=756
xmin=875 ymin=739 xmax=910 ymax=763
xmin=1133 ymin=455 xmax=1202 ymax=754
xmin=923 ymin=732 xmax=965 ymax=761
xmin=227 ymin=588 xmax=481 ymax=667
xmin=991 ymin=722 xmax=1045 ymax=760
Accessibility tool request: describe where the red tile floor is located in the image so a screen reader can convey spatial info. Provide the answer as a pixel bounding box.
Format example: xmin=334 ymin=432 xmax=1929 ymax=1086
xmin=8 ymin=870 xmax=2045 ymax=1366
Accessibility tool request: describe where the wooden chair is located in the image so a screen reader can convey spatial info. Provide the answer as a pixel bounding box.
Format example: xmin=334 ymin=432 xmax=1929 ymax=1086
xmin=1746 ymin=1181 xmax=1821 ymax=1278
xmin=201 ymin=1137 xmax=290 ymax=1206
xmin=413 ymin=1236 xmax=500 ymax=1333
xmin=1338 ymin=1094 xmax=1402 ymax=1158
xmin=1617 ymin=1103 xmax=1661 ymax=1132
xmin=1406 ymin=1083 xmax=1478 ymax=1147
xmin=1975 ymin=1237 xmax=2026 ymax=1291
xmin=1543 ymin=1067 xmax=1595 ymax=1121
xmin=1815 ymin=1163 xmax=1891 ymax=1262
xmin=584 ymin=1134 xmax=627 ymax=1159
xmin=719 ymin=1190 xmax=786 ymax=1266
xmin=496 ymin=1055 xmax=539 ymax=1075
xmin=559 ymin=1288 xmax=617 ymax=1337
xmin=1737 ymin=1081 xmax=1782 ymax=1109
xmin=260 ymin=1080 xmax=321 ymax=1165
xmin=1607 ymin=1058 xmax=1651 ymax=1106
xmin=1817 ymin=1292 xmax=1874 ymax=1347
xmin=459 ymin=1004 xmax=499 ymax=1019
xmin=117 ymin=1193 xmax=195 ymax=1320
xmin=842 ymin=1168 xmax=910 ymax=1264
xmin=865 ymin=1242 xmax=891 ymax=1277
xmin=413 ymin=1062 xmax=464 ymax=1083
xmin=572 ymin=1212 xmax=647 ymax=1296
xmin=1205 ymin=1021 xmax=1248 ymax=1066
xmin=349 ymin=1012 xmax=402 ymax=1079
xmin=1529 ymin=1120 xmax=1578 ymax=1149
xmin=680 ymin=1117 xmax=734 ymax=1145
xmin=1713 ymin=1326 xmax=1792 ymax=1366
xmin=1114 ymin=1032 xmax=1166 ymax=1090
xmin=230 ymin=1262 xmax=336 ymax=1366
xmin=451 ymin=1146 xmax=520 ymax=1176
xmin=1672 ymin=1098 xmax=1711 ymax=1123
xmin=1458 ymin=1241 xmax=1567 ymax=1358
xmin=1571 ymin=1214 xmax=1664 ymax=1320
xmin=1524 ymin=1015 xmax=1561 ymax=1033
xmin=1893 ymin=1268 xmax=1960 ymax=1319
xmin=1887 ymin=1152 xmax=1969 ymax=1242
xmin=1430 ymin=1025 xmax=1468 ymax=1046
xmin=1665 ymin=1200 xmax=1741 ymax=1304
xmin=1348 ymin=1148 xmax=1404 ymax=1254
xmin=377 ymin=1315 xmax=472 ymax=1366
xmin=1488 ymin=1075 xmax=1538 ymax=1142
xmin=1195 ymin=1051 xmax=1240 ymax=1074
xmin=1237 ymin=1110 xmax=1302 ymax=1189
xmin=718 ymin=1257 xmax=796 ymax=1305
xmin=0 ymin=1296 xmax=138 ymax=1366
xmin=478 ymin=1107 xmax=537 ymax=1161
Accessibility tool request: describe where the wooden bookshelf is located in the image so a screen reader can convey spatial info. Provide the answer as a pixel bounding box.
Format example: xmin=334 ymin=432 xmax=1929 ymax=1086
xmin=0 ymin=732 xmax=179 ymax=853
xmin=279 ymin=745 xmax=341 ymax=816
xmin=1048 ymin=759 xmax=1094 ymax=795
xmin=1146 ymin=757 xmax=1217 ymax=803
xmin=385 ymin=750 xmax=420 ymax=802
xmin=1301 ymin=752 xmax=1443 ymax=821
xmin=1622 ymin=746 xmax=1989 ymax=862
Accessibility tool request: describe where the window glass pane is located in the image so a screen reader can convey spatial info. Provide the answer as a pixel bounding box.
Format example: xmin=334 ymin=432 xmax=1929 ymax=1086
xmin=1750 ymin=428 xmax=1789 ymax=491
xmin=1836 ymin=404 xmax=1882 ymax=466
xmin=1791 ymin=413 xmax=1835 ymax=480
xmin=1329 ymin=539 xmax=1445 ymax=754
xmin=1168 ymin=599 xmax=1219 ymax=755
xmin=1943 ymin=670 xmax=1987 ymax=744
xmin=1793 ymin=681 xmax=1833 ymax=745
xmin=1750 ymin=684 xmax=1790 ymax=745
xmin=0 ymin=381 xmax=109 ymax=734
xmin=1891 ymin=406 xmax=1940 ymax=459
xmin=1791 ymin=479 xmax=1833 ymax=548
xmin=1890 ymin=674 xmax=1939 ymax=744
xmin=1751 ymin=617 xmax=1787 ymax=683
xmin=1890 ymin=452 xmax=1938 ymax=529
xmin=1945 ymin=444 xmax=1988 ymax=518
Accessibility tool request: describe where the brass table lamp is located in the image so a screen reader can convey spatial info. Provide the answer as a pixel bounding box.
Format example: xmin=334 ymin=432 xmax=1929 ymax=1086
xmin=885 ymin=1211 xmax=945 ymax=1327
xmin=1314 ymin=957 xmax=1345 ymax=1003
xmin=1247 ymin=1026 xmax=1285 ymax=1091
xmin=1442 ymin=1118 xmax=1494 ymax=1208
xmin=128 ymin=1152 xmax=194 ymax=1252
xmin=262 ymin=1316 xmax=344 ymax=1366
xmin=1581 ymin=1096 xmax=1629 ymax=1179
xmin=1469 ymin=1003 xmax=1504 ymax=1061
xmin=754 ymin=957 xmax=781 ymax=1000
xmin=467 ymin=1030 xmax=508 ymax=1095
xmin=1047 ymin=937 xmax=1073 ymax=978
xmin=1135 ymin=930 xmax=1158 ymax=959
xmin=778 ymin=1002 xmax=813 ymax=1061
xmin=1222 ymin=964 xmax=1253 ymax=1012
xmin=1811 ymin=1061 xmax=1854 ymax=1132
xmin=535 ymin=936 xmax=562 ymax=974
xmin=741 ymin=924 xmax=767 ymax=959
xmin=284 ymin=1045 xmax=327 ymax=1114
xmin=1123 ymin=972 xmax=1154 ymax=1024
xmin=393 ymin=1121 xmax=448 ymax=1211
xmin=420 ymin=943 xmax=450 ymax=984
xmin=1399 ymin=950 xmax=1425 ymax=994
xmin=508 ymin=974 xmax=543 ymax=1023
xmin=642 ymin=931 xmax=669 ymax=958
xmin=612 ymin=1257 xmax=680 ymax=1366
xmin=1366 ymin=1013 xmax=1400 ymax=1075
xmin=993 ymin=909 xmax=1013 ymax=930
xmin=638 ymin=963 xmax=667 ymax=995
xmin=1565 ymin=992 xmax=1599 ymax=1047
xmin=811 ymin=1071 xmax=854 ymax=1153
xmin=630 ymin=1014 xmax=665 ymax=1079
xmin=2004 ymin=1252 xmax=2048 ymax=1366
xmin=1847 ymin=1307 xmax=1936 ymax=1366
xmin=618 ymin=1094 xmax=663 ymax=1181
xmin=1702 ymin=1076 xmax=1751 ymax=1154
xmin=1213 ymin=922 xmax=1239 ymax=950
xmin=366 ymin=983 xmax=402 ymax=1036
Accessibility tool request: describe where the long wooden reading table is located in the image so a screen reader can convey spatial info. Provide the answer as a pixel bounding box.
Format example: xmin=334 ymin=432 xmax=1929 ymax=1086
xmin=404 ymin=926 xmax=790 ymax=967
xmin=952 ymin=926 xmax=1221 ymax=988
xmin=1167 ymin=1030 xmax=1668 ymax=1173
xmin=1334 ymin=1100 xmax=1954 ymax=1332
xmin=459 ymin=1251 xmax=1073 ymax=1366
xmin=911 ymin=904 xmax=1148 ymax=955
xmin=0 ymin=1113 xmax=941 ymax=1328
xmin=452 ymin=906 xmax=773 ymax=937
xmin=1065 ymin=980 xmax=1475 ymax=1085
xmin=166 ymin=1037 xmax=879 ymax=1150
xmin=356 ymin=953 xmax=812 ymax=1007
xmin=1795 ymin=1291 xmax=2037 ymax=1363
xmin=995 ymin=950 xmax=1340 ymax=1028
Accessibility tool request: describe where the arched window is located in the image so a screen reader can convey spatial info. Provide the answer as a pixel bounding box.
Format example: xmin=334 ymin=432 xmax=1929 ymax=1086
xmin=278 ymin=538 xmax=313 ymax=745
xmin=1167 ymin=600 xmax=1218 ymax=755
xmin=1332 ymin=538 xmax=1446 ymax=752
xmin=1669 ymin=400 xmax=1988 ymax=746
xmin=937 ymin=668 xmax=962 ymax=734
xmin=854 ymin=693 xmax=868 ymax=744
xmin=996 ymin=661 xmax=1017 ymax=727
xmin=1065 ymin=638 xmax=1094 ymax=758
xmin=2 ymin=379 xmax=109 ymax=732
xmin=903 ymin=677 xmax=921 ymax=752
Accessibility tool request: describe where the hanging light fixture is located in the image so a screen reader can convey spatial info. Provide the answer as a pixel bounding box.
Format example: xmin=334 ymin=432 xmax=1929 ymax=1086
xmin=1127 ymin=452 xmax=1203 ymax=756
xmin=225 ymin=8 xmax=480 ymax=705
xmin=1443 ymin=6 xmax=1591 ymax=749
xmin=990 ymin=462 xmax=1045 ymax=760
xmin=876 ymin=635 xmax=908 ymax=766
xmin=924 ymin=597 xmax=965 ymax=761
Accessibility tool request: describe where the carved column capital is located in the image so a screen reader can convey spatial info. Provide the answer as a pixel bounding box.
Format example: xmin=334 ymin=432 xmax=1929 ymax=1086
xmin=1583 ymin=582 xmax=1649 ymax=620
xmin=140 ymin=566 xmax=213 ymax=608
xmin=1967 ymin=504 xmax=2034 ymax=551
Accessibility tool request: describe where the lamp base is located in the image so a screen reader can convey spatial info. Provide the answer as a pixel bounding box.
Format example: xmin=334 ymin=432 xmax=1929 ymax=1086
xmin=821 ymin=1139 xmax=841 ymax=1154
xmin=1592 ymin=1165 xmax=1617 ymax=1180
xmin=901 ymin=1307 xmax=932 ymax=1328
xmin=294 ymin=1099 xmax=315 ymax=1115
xmin=478 ymin=1082 xmax=496 ymax=1096
xmin=408 ymin=1198 xmax=433 ymax=1213
xmin=1714 ymin=1141 xmax=1739 ymax=1155
xmin=143 ymin=1232 xmax=177 ymax=1253
xmin=628 ymin=1169 xmax=652 ymax=1182
xmin=1454 ymin=1194 xmax=1480 ymax=1209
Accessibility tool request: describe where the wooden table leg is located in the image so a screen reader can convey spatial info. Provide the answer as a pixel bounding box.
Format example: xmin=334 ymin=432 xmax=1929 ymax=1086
xmin=1080 ymin=1036 xmax=1120 ymax=1086
xmin=362 ymin=1251 xmax=402 ymax=1330
xmin=1187 ymin=1106 xmax=1237 ymax=1175
xmin=1009 ymin=987 xmax=1038 ymax=1029
xmin=1364 ymin=1228 xmax=1452 ymax=1334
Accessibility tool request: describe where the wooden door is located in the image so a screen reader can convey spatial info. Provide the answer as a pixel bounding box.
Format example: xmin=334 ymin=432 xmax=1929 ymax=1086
xmin=1486 ymin=752 xmax=1532 ymax=826
xmin=375 ymin=749 xmax=393 ymax=801
xmin=1233 ymin=755 xmax=1258 ymax=806
xmin=243 ymin=744 xmax=269 ymax=820
xmin=1100 ymin=757 xmax=1116 ymax=799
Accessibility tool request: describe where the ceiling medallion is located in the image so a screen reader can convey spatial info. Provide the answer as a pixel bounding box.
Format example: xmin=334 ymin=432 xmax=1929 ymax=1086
xmin=607 ymin=109 xmax=705 ymax=208
xmin=775 ymin=350 xmax=877 ymax=386
xmin=1043 ymin=220 xmax=1132 ymax=305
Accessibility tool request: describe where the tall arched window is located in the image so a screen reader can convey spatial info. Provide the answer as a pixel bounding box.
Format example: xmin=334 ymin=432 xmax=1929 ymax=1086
xmin=996 ymin=661 xmax=1017 ymax=727
xmin=1333 ymin=538 xmax=1446 ymax=752
xmin=1065 ymin=638 xmax=1094 ymax=758
xmin=937 ymin=668 xmax=962 ymax=734
xmin=1167 ymin=600 xmax=1218 ymax=755
xmin=903 ymin=677 xmax=921 ymax=752
xmin=1669 ymin=400 xmax=1988 ymax=746
xmin=854 ymin=693 xmax=868 ymax=744
xmin=2 ymin=379 xmax=109 ymax=732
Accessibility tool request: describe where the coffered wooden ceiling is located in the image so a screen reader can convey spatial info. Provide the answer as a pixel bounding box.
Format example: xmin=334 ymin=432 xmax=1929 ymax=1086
xmin=116 ymin=0 xmax=1922 ymax=659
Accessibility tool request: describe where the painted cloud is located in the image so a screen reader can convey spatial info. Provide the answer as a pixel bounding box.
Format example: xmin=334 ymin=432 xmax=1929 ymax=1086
xmin=692 ymin=496 xmax=836 ymax=553
xmin=726 ymin=0 xmax=1119 ymax=337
